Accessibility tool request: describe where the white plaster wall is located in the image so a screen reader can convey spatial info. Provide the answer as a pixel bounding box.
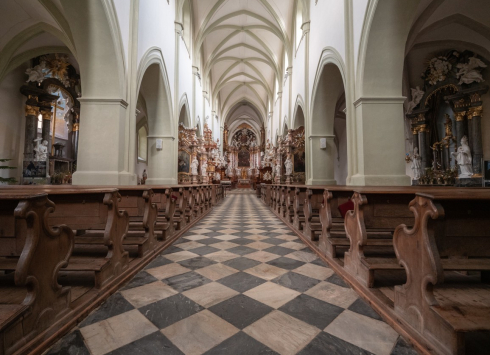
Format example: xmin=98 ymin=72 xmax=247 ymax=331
xmin=0 ymin=63 xmax=28 ymax=183
xmin=291 ymin=40 xmax=305 ymax=124
xmin=178 ymin=38 xmax=193 ymax=119
xmin=308 ymin=0 xmax=345 ymax=101
xmin=137 ymin=0 xmax=176 ymax=105
xmin=194 ymin=79 xmax=203 ymax=128
xmin=113 ymin=0 xmax=131 ymax=71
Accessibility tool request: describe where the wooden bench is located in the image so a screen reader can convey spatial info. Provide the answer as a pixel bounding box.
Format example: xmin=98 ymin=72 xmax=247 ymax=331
xmin=393 ymin=191 xmax=490 ymax=355
xmin=0 ymin=192 xmax=73 ymax=355
xmin=343 ymin=189 xmax=415 ymax=288
xmin=150 ymin=187 xmax=176 ymax=240
xmin=172 ymin=187 xmax=188 ymax=231
xmin=284 ymin=186 xmax=296 ymax=223
xmin=293 ymin=186 xmax=308 ymax=231
xmin=303 ymin=188 xmax=325 ymax=241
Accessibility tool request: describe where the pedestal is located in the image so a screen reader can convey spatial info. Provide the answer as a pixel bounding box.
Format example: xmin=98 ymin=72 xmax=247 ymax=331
xmin=285 ymin=175 xmax=292 ymax=184
xmin=192 ymin=175 xmax=199 ymax=184
xmin=455 ymin=177 xmax=482 ymax=187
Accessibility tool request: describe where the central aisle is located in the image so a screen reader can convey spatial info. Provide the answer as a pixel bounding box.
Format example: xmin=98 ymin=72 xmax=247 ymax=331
xmin=48 ymin=191 xmax=416 ymax=355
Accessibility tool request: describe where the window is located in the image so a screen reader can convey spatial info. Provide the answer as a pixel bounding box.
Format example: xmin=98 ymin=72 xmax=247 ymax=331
xmin=138 ymin=126 xmax=148 ymax=162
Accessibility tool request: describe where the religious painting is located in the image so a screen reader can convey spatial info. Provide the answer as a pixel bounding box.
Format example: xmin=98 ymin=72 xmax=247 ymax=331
xmin=178 ymin=150 xmax=191 ymax=174
xmin=294 ymin=151 xmax=306 ymax=173
xmin=47 ymin=85 xmax=73 ymax=141
xmin=238 ymin=148 xmax=250 ymax=167
xmin=23 ymin=161 xmax=47 ymax=178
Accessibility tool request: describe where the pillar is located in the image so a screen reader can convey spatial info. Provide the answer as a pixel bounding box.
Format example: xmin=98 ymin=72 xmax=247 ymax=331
xmin=24 ymin=97 xmax=40 ymax=160
xmin=418 ymin=125 xmax=429 ymax=171
xmin=412 ymin=127 xmax=419 ymax=154
xmin=307 ymin=136 xmax=337 ymax=185
xmin=40 ymin=108 xmax=52 ymax=144
xmin=454 ymin=111 xmax=466 ymax=147
xmin=469 ymin=106 xmax=483 ymax=175
xmin=146 ymin=136 xmax=178 ymax=185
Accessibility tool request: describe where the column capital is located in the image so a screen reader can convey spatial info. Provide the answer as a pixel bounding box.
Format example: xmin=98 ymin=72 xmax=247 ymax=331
xmin=25 ymin=105 xmax=40 ymax=116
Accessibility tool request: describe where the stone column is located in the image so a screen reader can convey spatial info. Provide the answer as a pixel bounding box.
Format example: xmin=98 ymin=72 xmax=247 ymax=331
xmin=40 ymin=108 xmax=52 ymax=144
xmin=469 ymin=106 xmax=483 ymax=175
xmin=412 ymin=127 xmax=419 ymax=154
xmin=454 ymin=111 xmax=466 ymax=146
xmin=418 ymin=125 xmax=429 ymax=170
xmin=24 ymin=96 xmax=40 ymax=160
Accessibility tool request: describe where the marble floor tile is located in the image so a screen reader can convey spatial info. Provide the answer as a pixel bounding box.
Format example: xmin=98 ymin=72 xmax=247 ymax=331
xmin=279 ymin=294 xmax=344 ymax=329
xmin=178 ymin=256 xmax=217 ymax=270
xmin=163 ymin=271 xmax=212 ymax=293
xmin=293 ymin=263 xmax=334 ymax=281
xmin=276 ymin=234 xmax=299 ymax=241
xmin=161 ymin=310 xmax=239 ymax=355
xmin=210 ymin=241 xmax=240 ymax=250
xmin=183 ymin=282 xmax=239 ymax=308
xmin=278 ymin=241 xmax=307 ymax=250
xmin=146 ymin=263 xmax=191 ymax=280
xmin=204 ymin=250 xmax=239 ymax=262
xmin=348 ymin=298 xmax=383 ymax=321
xmin=227 ymin=245 xmax=256 ymax=255
xmin=222 ymin=256 xmax=261 ymax=271
xmin=79 ymin=293 xmax=134 ymax=328
xmin=326 ymin=274 xmax=350 ymax=288
xmin=80 ymin=309 xmax=158 ymax=355
xmin=263 ymin=245 xmax=296 ymax=255
xmin=246 ymin=241 xmax=276 ymax=250
xmin=195 ymin=263 xmax=238 ymax=281
xmin=244 ymin=282 xmax=300 ymax=309
xmin=218 ymin=228 xmax=239 ymax=234
xmin=139 ymin=294 xmax=203 ymax=329
xmin=214 ymin=234 xmax=239 ymax=241
xmin=244 ymin=251 xmax=280 ymax=262
xmin=273 ymin=271 xmax=321 ymax=293
xmin=164 ymin=250 xmax=200 ymax=262
xmin=208 ymin=294 xmax=273 ymax=329
xmin=245 ymin=235 xmax=270 ymax=241
xmin=297 ymin=331 xmax=374 ymax=355
xmin=143 ymin=256 xmax=173 ymax=270
xmin=176 ymin=241 xmax=206 ymax=250
xmin=120 ymin=271 xmax=159 ymax=291
xmin=120 ymin=281 xmax=178 ymax=308
xmin=243 ymin=310 xmax=320 ymax=355
xmin=203 ymin=331 xmax=278 ymax=355
xmin=105 ymin=331 xmax=184 ymax=355
xmin=245 ymin=263 xmax=289 ymax=281
xmin=325 ymin=310 xmax=399 ymax=355
xmin=184 ymin=235 xmax=210 ymax=241
xmin=46 ymin=330 xmax=91 ymax=355
xmin=217 ymin=272 xmax=267 ymax=293
xmin=266 ymin=256 xmax=305 ymax=270
xmin=191 ymin=228 xmax=213 ymax=234
xmin=305 ymin=281 xmax=359 ymax=309
xmin=188 ymin=246 xmax=221 ymax=256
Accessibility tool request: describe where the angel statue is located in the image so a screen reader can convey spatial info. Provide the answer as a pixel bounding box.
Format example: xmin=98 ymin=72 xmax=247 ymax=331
xmin=456 ymin=56 xmax=487 ymax=85
xmin=25 ymin=62 xmax=47 ymax=83
xmin=33 ymin=138 xmax=49 ymax=161
xmin=284 ymin=155 xmax=293 ymax=176
xmin=191 ymin=157 xmax=199 ymax=176
xmin=406 ymin=86 xmax=424 ymax=114
xmin=451 ymin=136 xmax=473 ymax=178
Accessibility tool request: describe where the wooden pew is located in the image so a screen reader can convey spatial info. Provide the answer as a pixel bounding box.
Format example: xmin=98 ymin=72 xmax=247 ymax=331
xmin=283 ymin=186 xmax=296 ymax=223
xmin=292 ymin=186 xmax=308 ymax=231
xmin=277 ymin=186 xmax=286 ymax=215
xmin=150 ymin=187 xmax=176 ymax=240
xmin=342 ymin=189 xmax=415 ymax=288
xmin=172 ymin=187 xmax=188 ymax=231
xmin=393 ymin=191 xmax=490 ymax=355
xmin=0 ymin=192 xmax=73 ymax=355
xmin=303 ymin=188 xmax=325 ymax=241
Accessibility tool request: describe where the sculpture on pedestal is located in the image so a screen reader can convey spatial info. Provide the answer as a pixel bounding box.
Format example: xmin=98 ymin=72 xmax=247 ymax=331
xmin=452 ymin=136 xmax=473 ymax=178
xmin=284 ymin=155 xmax=293 ymax=176
xmin=191 ymin=157 xmax=199 ymax=175
xmin=410 ymin=147 xmax=422 ymax=180
xmin=201 ymin=160 xmax=208 ymax=176
xmin=33 ymin=138 xmax=48 ymax=161
xmin=275 ymin=163 xmax=281 ymax=177
xmin=406 ymin=86 xmax=424 ymax=114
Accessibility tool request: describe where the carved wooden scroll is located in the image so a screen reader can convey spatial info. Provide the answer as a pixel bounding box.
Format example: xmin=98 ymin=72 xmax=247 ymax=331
xmin=174 ymin=188 xmax=188 ymax=230
xmin=319 ymin=190 xmax=333 ymax=256
xmin=293 ymin=187 xmax=306 ymax=231
xmin=142 ymin=189 xmax=158 ymax=251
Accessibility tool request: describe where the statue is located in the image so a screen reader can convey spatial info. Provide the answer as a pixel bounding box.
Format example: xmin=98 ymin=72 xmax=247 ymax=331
xmin=235 ymin=167 xmax=241 ymax=177
xmin=275 ymin=162 xmax=281 ymax=177
xmin=451 ymin=136 xmax=473 ymax=178
xmin=25 ymin=62 xmax=46 ymax=83
xmin=33 ymin=138 xmax=48 ymax=161
xmin=201 ymin=160 xmax=208 ymax=176
xmin=215 ymin=172 xmax=221 ymax=181
xmin=191 ymin=157 xmax=199 ymax=176
xmin=247 ymin=168 xmax=253 ymax=178
xmin=456 ymin=56 xmax=487 ymax=85
xmin=142 ymin=169 xmax=147 ymax=185
xmin=410 ymin=147 xmax=422 ymax=180
xmin=406 ymin=86 xmax=425 ymax=114
xmin=284 ymin=155 xmax=293 ymax=176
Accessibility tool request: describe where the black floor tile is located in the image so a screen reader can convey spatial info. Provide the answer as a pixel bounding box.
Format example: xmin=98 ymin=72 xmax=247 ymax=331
xmin=279 ymin=294 xmax=344 ymax=329
xmin=79 ymin=293 xmax=135 ymax=328
xmin=45 ymin=330 xmax=90 ymax=355
xmin=227 ymin=246 xmax=256 ymax=256
xmin=298 ymin=332 xmax=375 ymax=355
xmin=106 ymin=331 xmax=184 ymax=355
xmin=203 ymin=331 xmax=278 ymax=355
xmin=195 ymin=238 xmax=223 ymax=245
xmin=263 ymin=246 xmax=295 ymax=256
xmin=163 ymin=271 xmax=212 ymax=292
xmin=228 ymin=238 xmax=255 ymax=245
xmin=203 ymin=232 xmax=225 ymax=237
xmin=348 ymin=298 xmax=383 ymax=321
xmin=260 ymin=238 xmax=287 ymax=245
xmin=218 ymin=272 xmax=267 ymax=293
xmin=208 ymin=294 xmax=273 ymax=329
xmin=326 ymin=274 xmax=350 ymax=288
xmin=161 ymin=246 xmax=184 ymax=255
xmin=390 ymin=337 xmax=419 ymax=355
xmin=266 ymin=257 xmax=305 ymax=270
xmin=178 ymin=257 xmax=217 ymax=270
xmin=222 ymin=257 xmax=261 ymax=271
xmin=138 ymin=294 xmax=203 ymax=329
xmin=273 ymin=271 xmax=320 ymax=293
xmin=144 ymin=255 xmax=173 ymax=269
xmin=188 ymin=246 xmax=221 ymax=255
xmin=121 ymin=271 xmax=159 ymax=290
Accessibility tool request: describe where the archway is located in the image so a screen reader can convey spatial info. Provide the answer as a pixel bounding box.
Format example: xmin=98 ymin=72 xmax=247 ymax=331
xmin=309 ymin=64 xmax=345 ymax=185
xmin=138 ymin=63 xmax=176 ymax=185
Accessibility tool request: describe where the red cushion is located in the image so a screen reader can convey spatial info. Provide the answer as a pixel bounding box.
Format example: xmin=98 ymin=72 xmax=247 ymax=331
xmin=338 ymin=199 xmax=354 ymax=218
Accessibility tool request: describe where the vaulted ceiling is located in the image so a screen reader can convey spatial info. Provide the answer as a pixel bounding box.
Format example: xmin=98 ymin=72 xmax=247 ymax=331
xmin=193 ymin=0 xmax=294 ymax=127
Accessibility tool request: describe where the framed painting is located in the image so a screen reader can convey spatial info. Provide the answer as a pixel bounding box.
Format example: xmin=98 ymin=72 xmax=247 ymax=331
xmin=178 ymin=150 xmax=191 ymax=174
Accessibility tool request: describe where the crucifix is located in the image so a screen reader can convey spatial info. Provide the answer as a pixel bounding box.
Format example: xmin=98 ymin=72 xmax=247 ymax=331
xmin=51 ymin=96 xmax=63 ymax=156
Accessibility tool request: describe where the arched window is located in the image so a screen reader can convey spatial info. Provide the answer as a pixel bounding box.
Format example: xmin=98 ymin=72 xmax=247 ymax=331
xmin=138 ymin=125 xmax=148 ymax=162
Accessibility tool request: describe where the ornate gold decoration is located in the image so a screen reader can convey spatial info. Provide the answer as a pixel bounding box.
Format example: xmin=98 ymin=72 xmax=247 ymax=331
xmin=468 ymin=106 xmax=483 ymax=118
xmin=418 ymin=124 xmax=428 ymax=133
xmin=72 ymin=123 xmax=79 ymax=132
xmin=26 ymin=105 xmax=40 ymax=116
xmin=470 ymin=93 xmax=482 ymax=103
xmin=455 ymin=111 xmax=466 ymax=122
xmin=424 ymin=84 xmax=458 ymax=106
xmin=41 ymin=110 xmax=52 ymax=120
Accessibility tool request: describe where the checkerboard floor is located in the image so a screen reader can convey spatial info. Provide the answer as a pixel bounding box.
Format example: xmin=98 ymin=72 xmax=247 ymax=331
xmin=46 ymin=191 xmax=418 ymax=355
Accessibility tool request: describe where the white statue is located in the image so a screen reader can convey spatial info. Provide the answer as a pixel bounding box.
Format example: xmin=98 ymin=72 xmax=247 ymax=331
xmin=214 ymin=172 xmax=221 ymax=181
xmin=410 ymin=147 xmax=422 ymax=180
xmin=284 ymin=156 xmax=293 ymax=176
xmin=235 ymin=167 xmax=241 ymax=176
xmin=275 ymin=163 xmax=281 ymax=177
xmin=247 ymin=168 xmax=253 ymax=178
xmin=25 ymin=62 xmax=46 ymax=83
xmin=456 ymin=56 xmax=487 ymax=85
xmin=201 ymin=160 xmax=208 ymax=176
xmin=191 ymin=157 xmax=199 ymax=176
xmin=33 ymin=138 xmax=48 ymax=161
xmin=452 ymin=136 xmax=473 ymax=178
xmin=406 ymin=86 xmax=425 ymax=114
